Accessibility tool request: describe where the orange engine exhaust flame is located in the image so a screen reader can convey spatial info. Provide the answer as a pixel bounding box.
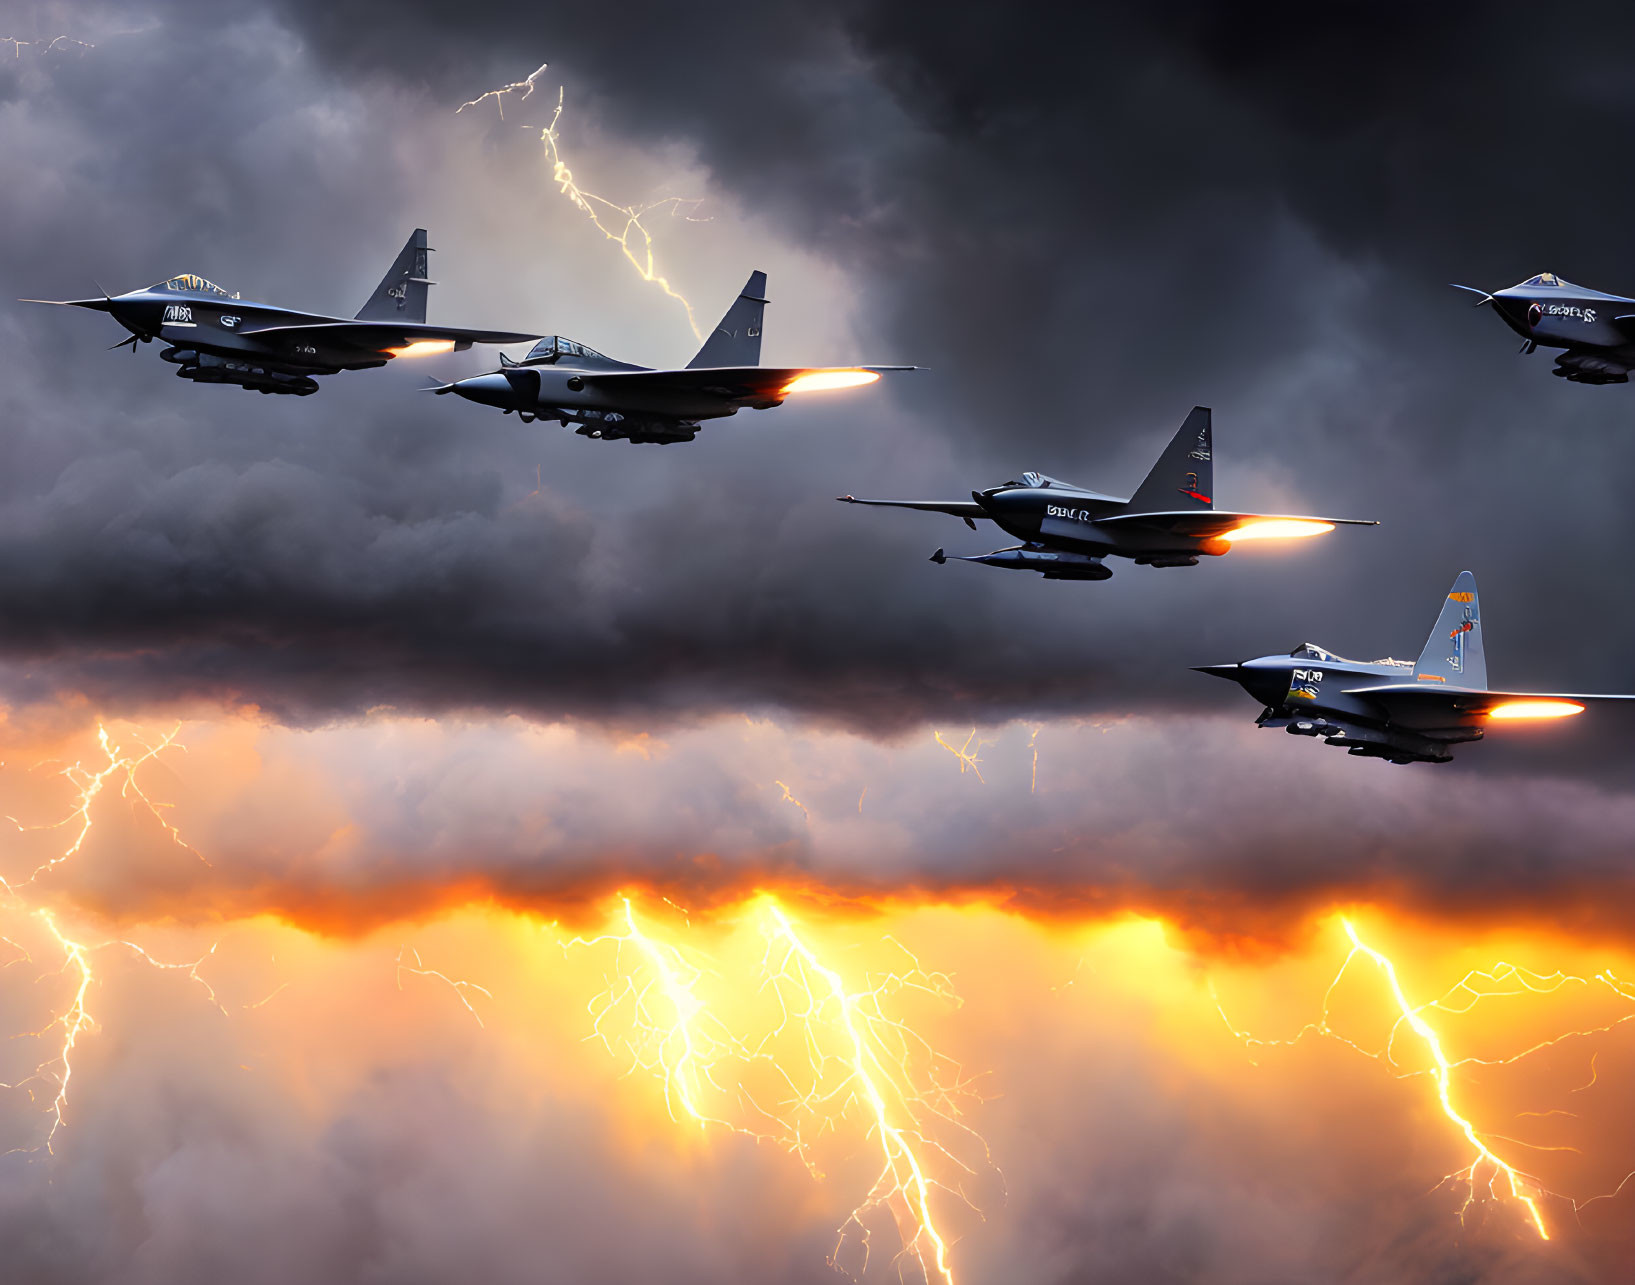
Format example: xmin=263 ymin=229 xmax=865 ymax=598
xmin=1488 ymin=700 xmax=1585 ymax=721
xmin=781 ymin=369 xmax=881 ymax=395
xmin=1219 ymin=519 xmax=1335 ymax=543
xmin=383 ymin=339 xmax=456 ymax=358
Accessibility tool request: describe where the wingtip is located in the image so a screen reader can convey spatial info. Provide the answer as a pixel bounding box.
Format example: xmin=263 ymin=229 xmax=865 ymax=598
xmin=929 ymin=548 xmax=946 ymax=564
xmin=837 ymin=494 xmax=857 ymax=504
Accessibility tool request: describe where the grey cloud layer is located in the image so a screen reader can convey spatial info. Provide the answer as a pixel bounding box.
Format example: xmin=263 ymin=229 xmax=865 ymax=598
xmin=17 ymin=715 xmax=1634 ymax=945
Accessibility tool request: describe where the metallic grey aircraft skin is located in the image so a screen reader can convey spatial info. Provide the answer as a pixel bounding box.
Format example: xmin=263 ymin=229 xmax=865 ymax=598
xmin=1196 ymin=571 xmax=1635 ymax=764
xmin=1454 ymin=272 xmax=1635 ymax=384
xmin=431 ymin=270 xmax=913 ymax=443
xmin=839 ymin=407 xmax=1375 ymax=580
xmin=23 ymin=230 xmax=537 ymax=396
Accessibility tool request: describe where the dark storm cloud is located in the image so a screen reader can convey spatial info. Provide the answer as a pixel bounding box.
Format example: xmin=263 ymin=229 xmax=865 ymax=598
xmin=4 ymin=0 xmax=1635 ymax=778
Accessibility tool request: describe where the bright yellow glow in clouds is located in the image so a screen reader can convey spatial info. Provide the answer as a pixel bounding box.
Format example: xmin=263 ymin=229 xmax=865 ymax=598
xmin=1220 ymin=518 xmax=1335 ymax=542
xmin=7 ymin=717 xmax=1635 ymax=1274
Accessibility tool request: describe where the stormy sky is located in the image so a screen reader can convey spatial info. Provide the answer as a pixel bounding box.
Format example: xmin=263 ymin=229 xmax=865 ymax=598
xmin=7 ymin=2 xmax=1635 ymax=1282
xmin=3 ymin=0 xmax=1634 ymax=749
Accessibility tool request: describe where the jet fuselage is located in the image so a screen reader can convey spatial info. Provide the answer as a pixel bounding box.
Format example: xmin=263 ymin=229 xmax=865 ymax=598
xmin=1197 ymin=650 xmax=1482 ymax=764
xmin=1467 ymin=273 xmax=1635 ymax=384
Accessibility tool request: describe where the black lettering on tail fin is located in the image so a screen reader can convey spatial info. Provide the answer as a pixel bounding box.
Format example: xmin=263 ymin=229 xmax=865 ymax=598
xmin=1414 ymin=571 xmax=1487 ymax=689
xmin=1127 ymin=406 xmax=1213 ymax=512
xmin=356 ymin=229 xmax=432 ymax=323
xmin=686 ymin=270 xmax=767 ymax=369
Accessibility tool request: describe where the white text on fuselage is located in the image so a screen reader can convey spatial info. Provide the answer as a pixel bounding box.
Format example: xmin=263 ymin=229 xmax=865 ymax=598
xmin=1047 ymin=504 xmax=1094 ymax=522
xmin=1539 ymin=303 xmax=1597 ymax=324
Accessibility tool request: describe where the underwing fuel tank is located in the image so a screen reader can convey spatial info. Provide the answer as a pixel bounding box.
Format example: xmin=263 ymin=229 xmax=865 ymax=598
xmin=930 ymin=545 xmax=1114 ymax=580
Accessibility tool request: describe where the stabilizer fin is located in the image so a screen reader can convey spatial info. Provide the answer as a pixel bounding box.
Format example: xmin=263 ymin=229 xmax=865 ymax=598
xmin=1128 ymin=407 xmax=1213 ymax=513
xmin=356 ymin=229 xmax=432 ymax=323
xmin=1414 ymin=571 xmax=1487 ymax=689
xmin=687 ymin=270 xmax=767 ymax=369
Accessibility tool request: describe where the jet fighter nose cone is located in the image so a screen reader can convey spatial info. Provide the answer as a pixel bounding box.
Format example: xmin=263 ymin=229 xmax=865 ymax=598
xmin=1191 ymin=663 xmax=1243 ymax=681
xmin=447 ymin=372 xmax=515 ymax=409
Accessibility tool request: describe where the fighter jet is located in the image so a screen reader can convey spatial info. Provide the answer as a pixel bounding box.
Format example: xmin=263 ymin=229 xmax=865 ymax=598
xmin=430 ymin=271 xmax=912 ymax=443
xmin=838 ymin=407 xmax=1374 ymax=580
xmin=23 ymin=230 xmax=535 ymax=396
xmin=1195 ymin=571 xmax=1635 ymax=764
xmin=1454 ymin=272 xmax=1635 ymax=384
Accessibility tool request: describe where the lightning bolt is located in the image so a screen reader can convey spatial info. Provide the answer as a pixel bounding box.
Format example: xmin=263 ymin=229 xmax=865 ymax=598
xmin=566 ymin=894 xmax=996 ymax=1282
xmin=932 ymin=729 xmax=987 ymax=784
xmin=0 ymin=722 xmax=219 ymax=1153
xmin=1339 ymin=919 xmax=1553 ymax=1239
xmin=1215 ymin=914 xmax=1635 ymax=1241
xmin=457 ymin=67 xmax=708 ymax=340
xmin=565 ymin=895 xmax=747 ymax=1132
xmin=2 ymin=36 xmax=93 ymax=57
xmin=12 ymin=910 xmax=93 ymax=1155
xmin=396 ymin=944 xmax=493 ymax=1029
xmin=6 ymin=721 xmax=204 ymax=887
xmin=774 ymin=779 xmax=812 ymax=825
xmin=456 ymin=61 xmax=548 ymax=119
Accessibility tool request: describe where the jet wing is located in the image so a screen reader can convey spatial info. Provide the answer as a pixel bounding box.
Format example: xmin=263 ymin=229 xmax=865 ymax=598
xmin=235 ymin=320 xmax=538 ymax=349
xmin=837 ymin=496 xmax=987 ymax=522
xmin=579 ymin=365 xmax=915 ymax=401
xmin=1342 ymin=682 xmax=1635 ymax=728
xmin=1097 ymin=510 xmax=1378 ymax=537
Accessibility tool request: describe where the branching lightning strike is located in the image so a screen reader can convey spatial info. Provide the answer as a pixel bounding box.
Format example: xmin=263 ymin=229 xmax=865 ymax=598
xmin=1214 ymin=916 xmax=1635 ymax=1241
xmin=932 ymin=729 xmax=988 ymax=785
xmin=566 ymin=894 xmax=997 ymax=1283
xmin=0 ymin=723 xmax=219 ymax=1153
xmin=457 ymin=65 xmax=708 ymax=340
xmin=397 ymin=944 xmax=494 ymax=1028
xmin=2 ymin=35 xmax=93 ymax=57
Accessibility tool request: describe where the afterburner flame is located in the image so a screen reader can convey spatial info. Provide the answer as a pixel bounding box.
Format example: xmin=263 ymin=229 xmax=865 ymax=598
xmin=383 ymin=340 xmax=456 ymax=358
xmin=782 ymin=369 xmax=881 ymax=395
xmin=1488 ymin=699 xmax=1585 ymax=720
xmin=1219 ymin=518 xmax=1335 ymax=542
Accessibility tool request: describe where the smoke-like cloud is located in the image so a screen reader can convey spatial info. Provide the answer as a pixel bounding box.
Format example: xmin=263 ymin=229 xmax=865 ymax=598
xmin=9 ymin=711 xmax=1635 ymax=953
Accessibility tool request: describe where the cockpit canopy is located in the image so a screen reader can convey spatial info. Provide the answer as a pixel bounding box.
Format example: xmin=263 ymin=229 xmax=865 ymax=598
xmin=1009 ymin=471 xmax=1075 ymax=489
xmin=525 ymin=335 xmax=607 ymax=364
xmin=1289 ymin=642 xmax=1412 ymax=668
xmin=152 ymin=273 xmax=237 ymax=298
xmin=1522 ymin=272 xmax=1563 ymax=288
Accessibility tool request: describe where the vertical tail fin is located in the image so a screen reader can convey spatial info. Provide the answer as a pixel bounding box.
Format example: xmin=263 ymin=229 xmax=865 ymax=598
xmin=1127 ymin=406 xmax=1213 ymax=512
xmin=1415 ymin=571 xmax=1487 ymax=689
xmin=355 ymin=229 xmax=432 ymax=323
xmin=686 ymin=270 xmax=767 ymax=368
